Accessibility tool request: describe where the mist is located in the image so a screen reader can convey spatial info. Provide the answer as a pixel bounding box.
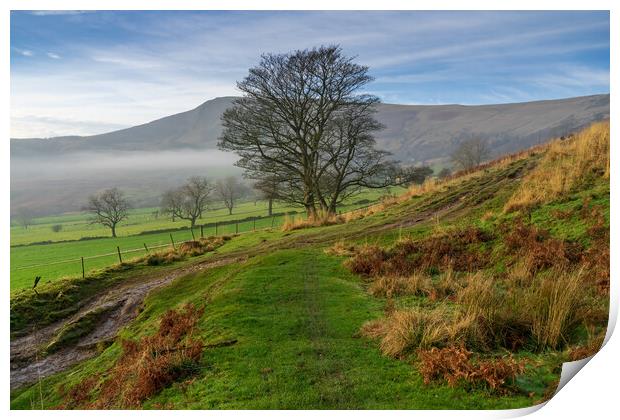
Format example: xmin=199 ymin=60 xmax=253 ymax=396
xmin=11 ymin=148 xmax=242 ymax=216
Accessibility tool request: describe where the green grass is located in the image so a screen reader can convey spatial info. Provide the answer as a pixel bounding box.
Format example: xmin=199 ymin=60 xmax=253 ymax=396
xmin=10 ymin=248 xmax=539 ymax=409
xmin=10 ymin=150 xmax=608 ymax=409
xmin=11 ymin=188 xmax=404 ymax=292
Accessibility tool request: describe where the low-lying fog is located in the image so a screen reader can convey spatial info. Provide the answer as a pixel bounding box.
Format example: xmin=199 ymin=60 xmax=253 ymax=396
xmin=11 ymin=149 xmax=242 ymax=217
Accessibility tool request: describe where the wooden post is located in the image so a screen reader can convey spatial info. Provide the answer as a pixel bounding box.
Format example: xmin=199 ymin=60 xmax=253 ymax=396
xmin=235 ymin=221 xmax=239 ymax=234
xmin=200 ymin=225 xmax=204 ymax=238
xmin=81 ymin=257 xmax=85 ymax=278
xmin=143 ymin=243 xmax=149 ymax=253
xmin=116 ymin=246 xmax=123 ymax=264
xmin=170 ymin=233 xmax=176 ymax=249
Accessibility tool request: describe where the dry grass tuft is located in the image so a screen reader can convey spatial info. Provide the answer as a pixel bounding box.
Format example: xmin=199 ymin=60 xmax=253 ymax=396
xmin=369 ymin=272 xmax=432 ymax=298
xmin=281 ymin=210 xmax=343 ymax=231
xmin=372 ymin=307 xmax=470 ymax=357
xmin=504 ymin=121 xmax=609 ymax=213
xmin=324 ymin=240 xmax=357 ymax=257
xmin=145 ymin=236 xmax=227 ymax=266
xmin=526 ymin=267 xmax=589 ymax=350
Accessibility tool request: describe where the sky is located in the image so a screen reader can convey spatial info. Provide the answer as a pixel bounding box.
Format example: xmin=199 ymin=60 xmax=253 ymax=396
xmin=10 ymin=10 xmax=610 ymax=138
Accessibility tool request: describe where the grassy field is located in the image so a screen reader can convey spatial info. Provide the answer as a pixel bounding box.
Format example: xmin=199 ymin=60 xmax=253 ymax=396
xmin=11 ymin=188 xmax=404 ymax=291
xmin=10 ymin=122 xmax=609 ymax=409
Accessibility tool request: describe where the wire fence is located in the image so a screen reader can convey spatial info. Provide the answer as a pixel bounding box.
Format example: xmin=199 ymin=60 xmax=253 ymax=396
xmin=11 ymin=200 xmax=385 ymax=287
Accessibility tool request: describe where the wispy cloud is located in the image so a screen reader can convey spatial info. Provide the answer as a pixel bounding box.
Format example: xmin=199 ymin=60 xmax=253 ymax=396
xmin=29 ymin=11 xmax=91 ymax=16
xmin=13 ymin=48 xmax=33 ymax=57
xmin=10 ymin=10 xmax=609 ymax=137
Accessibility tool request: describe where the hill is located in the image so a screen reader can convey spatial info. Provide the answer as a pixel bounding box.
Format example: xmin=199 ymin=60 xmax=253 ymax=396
xmin=11 ymin=94 xmax=609 ymax=164
xmin=10 ymin=122 xmax=609 ymax=409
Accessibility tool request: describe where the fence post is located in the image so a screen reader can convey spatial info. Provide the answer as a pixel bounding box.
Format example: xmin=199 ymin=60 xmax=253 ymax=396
xmin=200 ymin=225 xmax=204 ymax=238
xmin=170 ymin=233 xmax=176 ymax=249
xmin=81 ymin=257 xmax=85 ymax=278
xmin=271 ymin=216 xmax=275 ymax=229
xmin=116 ymin=246 xmax=123 ymax=264
xmin=235 ymin=221 xmax=239 ymax=234
xmin=143 ymin=243 xmax=149 ymax=253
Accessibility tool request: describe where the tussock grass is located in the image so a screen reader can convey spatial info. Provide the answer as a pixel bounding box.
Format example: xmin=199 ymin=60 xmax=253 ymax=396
xmin=368 ymin=272 xmax=432 ymax=298
xmin=281 ymin=210 xmax=343 ymax=231
xmin=525 ymin=267 xmax=589 ymax=349
xmin=504 ymin=121 xmax=609 ymax=213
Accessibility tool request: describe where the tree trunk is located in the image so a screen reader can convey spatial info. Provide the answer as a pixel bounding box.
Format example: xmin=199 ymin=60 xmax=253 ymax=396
xmin=228 ymin=208 xmax=233 ymax=215
xmin=111 ymin=224 xmax=117 ymax=238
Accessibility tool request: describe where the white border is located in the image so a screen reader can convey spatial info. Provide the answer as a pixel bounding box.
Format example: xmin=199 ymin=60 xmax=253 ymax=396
xmin=2 ymin=1 xmax=617 ymax=418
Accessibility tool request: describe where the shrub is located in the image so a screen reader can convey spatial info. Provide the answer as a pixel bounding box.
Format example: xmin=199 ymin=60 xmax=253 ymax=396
xmin=417 ymin=346 xmax=525 ymax=393
xmin=60 ymin=303 xmax=205 ymax=409
xmin=344 ymin=244 xmax=386 ymax=277
xmin=51 ymin=224 xmax=63 ymax=232
xmin=503 ymin=220 xmax=582 ymax=271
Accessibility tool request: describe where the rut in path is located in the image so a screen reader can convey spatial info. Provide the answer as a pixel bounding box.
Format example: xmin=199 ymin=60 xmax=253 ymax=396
xmin=10 ymin=257 xmax=243 ymax=391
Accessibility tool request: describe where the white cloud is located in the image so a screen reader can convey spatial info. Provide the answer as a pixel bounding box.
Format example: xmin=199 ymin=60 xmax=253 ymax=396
xmin=46 ymin=52 xmax=61 ymax=59
xmin=14 ymin=48 xmax=33 ymax=57
xmin=30 ymin=11 xmax=91 ymax=16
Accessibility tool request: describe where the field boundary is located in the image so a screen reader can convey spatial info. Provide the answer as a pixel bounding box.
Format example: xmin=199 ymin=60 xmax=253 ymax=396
xmin=11 ymin=200 xmax=386 ymax=285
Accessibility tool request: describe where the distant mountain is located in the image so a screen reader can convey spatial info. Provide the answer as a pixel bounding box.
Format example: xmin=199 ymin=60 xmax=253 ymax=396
xmin=11 ymin=94 xmax=610 ymax=164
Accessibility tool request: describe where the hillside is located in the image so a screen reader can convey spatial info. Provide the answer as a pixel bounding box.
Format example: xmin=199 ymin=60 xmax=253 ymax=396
xmin=12 ymin=94 xmax=609 ymax=164
xmin=10 ymin=122 xmax=609 ymax=409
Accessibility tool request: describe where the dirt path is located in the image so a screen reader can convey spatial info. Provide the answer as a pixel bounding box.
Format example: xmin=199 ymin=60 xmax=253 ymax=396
xmin=10 ymin=257 xmax=244 ymax=391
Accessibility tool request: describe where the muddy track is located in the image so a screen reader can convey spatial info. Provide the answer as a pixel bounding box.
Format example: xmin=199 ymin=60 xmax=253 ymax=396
xmin=10 ymin=169 xmax=504 ymax=391
xmin=10 ymin=257 xmax=244 ymax=390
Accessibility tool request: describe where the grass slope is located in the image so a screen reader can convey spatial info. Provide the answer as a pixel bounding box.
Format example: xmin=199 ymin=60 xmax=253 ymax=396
xmin=10 ymin=123 xmax=609 ymax=409
xmin=11 ymin=249 xmax=536 ymax=409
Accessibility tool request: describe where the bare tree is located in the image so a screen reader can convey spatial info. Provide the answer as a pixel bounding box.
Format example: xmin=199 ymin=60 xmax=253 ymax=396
xmin=219 ymin=45 xmax=395 ymax=217
xmin=14 ymin=207 xmax=34 ymax=230
xmin=215 ymin=177 xmax=245 ymax=215
xmin=161 ymin=176 xmax=214 ymax=228
xmin=84 ymin=188 xmax=130 ymax=237
xmin=451 ymin=138 xmax=491 ymax=171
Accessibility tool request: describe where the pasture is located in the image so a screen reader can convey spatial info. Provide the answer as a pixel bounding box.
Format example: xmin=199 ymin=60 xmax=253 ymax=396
xmin=10 ymin=187 xmax=404 ymax=291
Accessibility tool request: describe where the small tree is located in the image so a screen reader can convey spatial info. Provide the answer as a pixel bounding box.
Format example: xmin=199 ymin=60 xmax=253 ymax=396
xmin=215 ymin=177 xmax=245 ymax=215
xmin=451 ymin=138 xmax=491 ymax=171
xmin=437 ymin=168 xmax=452 ymax=179
xmin=84 ymin=188 xmax=130 ymax=237
xmin=14 ymin=207 xmax=34 ymax=230
xmin=254 ymin=176 xmax=282 ymax=217
xmin=51 ymin=224 xmax=63 ymax=233
xmin=161 ymin=176 xmax=214 ymax=228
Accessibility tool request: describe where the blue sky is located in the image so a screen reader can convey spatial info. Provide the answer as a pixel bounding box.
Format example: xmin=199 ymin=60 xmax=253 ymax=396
xmin=10 ymin=10 xmax=610 ymax=138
